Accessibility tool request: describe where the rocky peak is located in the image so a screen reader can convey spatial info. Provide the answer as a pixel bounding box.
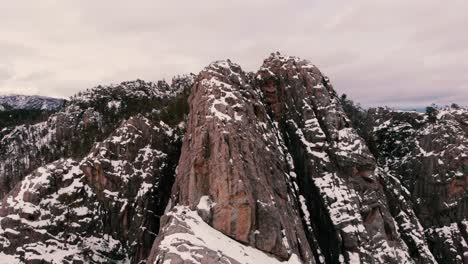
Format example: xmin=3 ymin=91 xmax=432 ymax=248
xmin=152 ymin=58 xmax=315 ymax=263
xmin=257 ymin=53 xmax=375 ymax=168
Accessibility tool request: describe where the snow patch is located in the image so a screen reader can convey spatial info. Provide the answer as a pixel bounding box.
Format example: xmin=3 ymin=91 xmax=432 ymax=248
xmin=157 ymin=206 xmax=302 ymax=264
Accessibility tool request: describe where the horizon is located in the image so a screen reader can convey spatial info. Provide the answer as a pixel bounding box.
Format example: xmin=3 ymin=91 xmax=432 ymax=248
xmin=0 ymin=79 xmax=463 ymax=111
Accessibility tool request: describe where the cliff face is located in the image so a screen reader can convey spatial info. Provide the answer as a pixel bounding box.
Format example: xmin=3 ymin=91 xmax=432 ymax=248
xmin=255 ymin=54 xmax=418 ymax=264
xmin=149 ymin=60 xmax=314 ymax=263
xmin=0 ymin=53 xmax=466 ymax=264
xmin=367 ymin=107 xmax=468 ymax=264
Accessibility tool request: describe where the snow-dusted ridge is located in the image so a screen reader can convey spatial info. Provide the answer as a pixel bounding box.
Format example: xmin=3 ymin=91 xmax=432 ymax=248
xmin=0 ymin=95 xmax=65 ymax=111
xmin=70 ymin=77 xmax=193 ymax=105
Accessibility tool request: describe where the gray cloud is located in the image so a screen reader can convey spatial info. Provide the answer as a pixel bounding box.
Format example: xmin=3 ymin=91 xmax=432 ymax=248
xmin=0 ymin=0 xmax=466 ymax=107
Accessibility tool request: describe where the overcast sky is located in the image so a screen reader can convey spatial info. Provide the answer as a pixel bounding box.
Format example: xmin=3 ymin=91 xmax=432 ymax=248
xmin=1 ymin=0 xmax=467 ymax=108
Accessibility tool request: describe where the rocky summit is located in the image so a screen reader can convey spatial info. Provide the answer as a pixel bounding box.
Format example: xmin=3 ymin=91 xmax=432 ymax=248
xmin=0 ymin=53 xmax=466 ymax=264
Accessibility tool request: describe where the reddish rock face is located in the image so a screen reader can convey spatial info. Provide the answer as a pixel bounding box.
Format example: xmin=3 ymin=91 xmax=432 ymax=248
xmin=448 ymin=176 xmax=467 ymax=198
xmin=167 ymin=60 xmax=315 ymax=262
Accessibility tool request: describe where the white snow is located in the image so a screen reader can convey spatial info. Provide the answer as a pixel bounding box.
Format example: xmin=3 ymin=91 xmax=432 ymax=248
xmin=291 ymin=120 xmax=330 ymax=162
xmin=196 ymin=195 xmax=213 ymax=212
xmin=201 ymin=64 xmax=247 ymax=123
xmin=0 ymin=253 xmax=21 ymax=264
xmin=299 ymin=195 xmax=311 ymax=228
xmin=107 ymin=100 xmax=121 ymax=109
xmin=156 ymin=206 xmax=302 ymax=264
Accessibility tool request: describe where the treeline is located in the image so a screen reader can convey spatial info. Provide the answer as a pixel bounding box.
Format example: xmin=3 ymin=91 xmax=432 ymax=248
xmin=0 ymin=109 xmax=56 ymax=129
xmin=340 ymin=94 xmax=379 ymax=157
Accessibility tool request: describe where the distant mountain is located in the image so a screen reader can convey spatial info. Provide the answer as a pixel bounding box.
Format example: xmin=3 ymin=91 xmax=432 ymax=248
xmin=0 ymin=94 xmax=65 ymax=111
xmin=398 ymin=107 xmax=426 ymax=113
xmin=0 ymin=95 xmax=67 ymax=129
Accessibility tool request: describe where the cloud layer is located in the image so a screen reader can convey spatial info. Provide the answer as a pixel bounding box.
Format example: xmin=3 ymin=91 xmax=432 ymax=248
xmin=1 ymin=0 xmax=467 ymax=107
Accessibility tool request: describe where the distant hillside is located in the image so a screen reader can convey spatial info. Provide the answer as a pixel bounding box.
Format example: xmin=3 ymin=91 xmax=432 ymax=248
xmin=0 ymin=94 xmax=65 ymax=111
xmin=0 ymin=95 xmax=66 ymax=129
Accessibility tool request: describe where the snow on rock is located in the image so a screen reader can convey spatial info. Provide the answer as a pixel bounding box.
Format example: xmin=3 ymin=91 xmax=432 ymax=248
xmin=196 ymin=195 xmax=214 ymax=212
xmin=0 ymin=112 xmax=185 ymax=263
xmin=0 ymin=76 xmax=193 ymax=201
xmin=162 ymin=58 xmax=316 ymax=263
xmin=107 ymin=100 xmax=122 ymax=110
xmin=0 ymin=159 xmax=128 ymax=263
xmin=256 ymin=52 xmax=414 ymax=264
xmin=376 ymin=169 xmax=437 ymax=263
xmin=200 ymin=60 xmax=249 ymax=123
xmin=150 ymin=206 xmax=302 ymax=264
xmin=71 ymin=79 xmax=177 ymax=105
xmin=358 ymin=105 xmax=468 ymax=263
xmin=426 ymin=222 xmax=468 ymax=264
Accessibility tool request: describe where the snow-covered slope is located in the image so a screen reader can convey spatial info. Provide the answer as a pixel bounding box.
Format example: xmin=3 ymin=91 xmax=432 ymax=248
xmin=149 ymin=206 xmax=302 ymax=264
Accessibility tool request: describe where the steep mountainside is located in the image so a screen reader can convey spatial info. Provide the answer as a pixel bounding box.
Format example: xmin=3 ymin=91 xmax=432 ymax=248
xmin=0 ymin=54 xmax=466 ymax=264
xmin=0 ymin=78 xmax=192 ymax=198
xmin=367 ymin=107 xmax=467 ymax=263
xmin=341 ymin=99 xmax=467 ymax=264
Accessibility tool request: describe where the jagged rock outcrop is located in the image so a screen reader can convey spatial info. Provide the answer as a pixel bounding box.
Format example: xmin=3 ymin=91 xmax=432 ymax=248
xmin=254 ymin=53 xmax=421 ymax=263
xmin=0 ymin=115 xmax=183 ymax=263
xmin=0 ymin=53 xmax=466 ymax=264
xmin=149 ymin=60 xmax=314 ymax=263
